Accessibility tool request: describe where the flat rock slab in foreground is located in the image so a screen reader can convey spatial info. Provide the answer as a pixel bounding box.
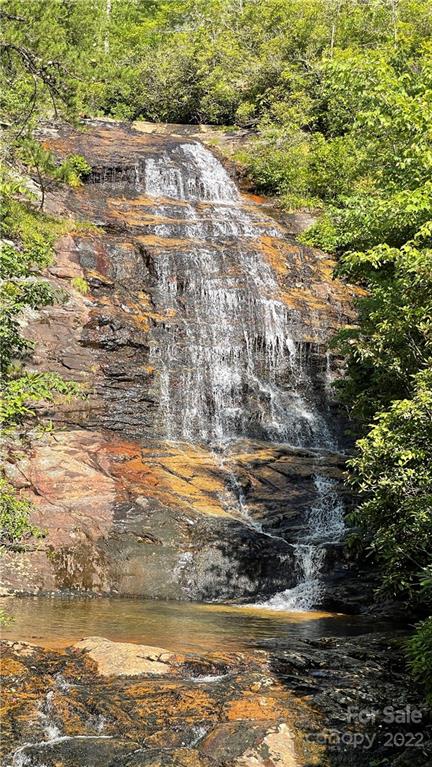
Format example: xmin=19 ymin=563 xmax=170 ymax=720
xmin=74 ymin=636 xmax=178 ymax=676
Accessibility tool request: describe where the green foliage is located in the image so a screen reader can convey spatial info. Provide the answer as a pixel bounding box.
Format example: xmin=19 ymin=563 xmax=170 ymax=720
xmin=236 ymin=123 xmax=318 ymax=210
xmin=0 ymin=169 xmax=69 ymax=376
xmin=407 ymin=616 xmax=432 ymax=704
xmin=0 ymin=0 xmax=102 ymax=130
xmin=1 ymin=165 xmax=69 ymax=271
xmin=0 ymin=608 xmax=13 ymax=626
xmin=18 ymin=139 xmax=92 ymax=206
xmin=347 ymin=369 xmax=432 ymax=600
xmin=71 ymin=275 xmax=90 ymax=295
xmin=304 ymin=183 xmax=432 ymax=254
xmin=0 ymin=280 xmax=58 ymax=375
xmin=331 ymin=224 xmax=432 ymax=423
xmin=0 ymin=479 xmax=42 ymax=545
xmin=59 ymin=154 xmax=92 ymax=183
xmin=18 ymin=139 xmax=59 ymax=176
xmin=3 ymin=0 xmax=431 ymax=132
xmin=340 ymin=226 xmax=432 ymax=691
xmin=0 ymin=372 xmax=80 ymax=427
xmin=19 ymin=141 xmax=91 ymax=188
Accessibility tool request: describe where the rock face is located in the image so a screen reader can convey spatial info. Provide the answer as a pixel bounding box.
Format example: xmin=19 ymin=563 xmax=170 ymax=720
xmin=1 ymin=430 xmax=350 ymax=601
xmin=1 ymin=121 xmax=361 ymax=605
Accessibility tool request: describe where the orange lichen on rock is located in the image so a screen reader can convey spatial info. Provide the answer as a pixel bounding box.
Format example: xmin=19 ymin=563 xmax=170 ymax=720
xmin=225 ymin=692 xmax=293 ymax=722
xmin=258 ymin=235 xmax=297 ymax=276
xmin=137 ymin=445 xmax=236 ymax=518
xmin=92 ymin=437 xmax=235 ymax=518
xmin=130 ymin=683 xmax=217 ymax=725
xmin=0 ymin=657 xmax=27 ymax=678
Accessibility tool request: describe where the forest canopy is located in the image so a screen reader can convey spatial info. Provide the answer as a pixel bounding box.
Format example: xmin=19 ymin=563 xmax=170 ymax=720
xmin=2 ymin=0 xmax=431 ymax=127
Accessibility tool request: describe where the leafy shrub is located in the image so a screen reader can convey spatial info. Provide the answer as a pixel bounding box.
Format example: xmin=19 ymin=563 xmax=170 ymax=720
xmin=407 ymin=616 xmax=432 ymax=705
xmin=0 ymin=372 xmax=81 ymax=427
xmin=347 ymin=369 xmax=432 ymax=600
xmin=18 ymin=140 xmax=92 ymax=204
xmin=0 ymin=609 xmax=13 ymax=626
xmin=60 ymin=154 xmax=92 ymax=184
xmin=330 ymin=224 xmax=432 ymax=423
xmin=0 ymin=479 xmax=42 ymax=545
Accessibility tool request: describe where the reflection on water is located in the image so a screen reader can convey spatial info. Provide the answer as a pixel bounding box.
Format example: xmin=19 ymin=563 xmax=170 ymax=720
xmin=1 ymin=597 xmax=383 ymax=653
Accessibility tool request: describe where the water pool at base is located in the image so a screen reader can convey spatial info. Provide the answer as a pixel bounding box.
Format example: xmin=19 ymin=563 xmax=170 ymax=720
xmin=1 ymin=596 xmax=387 ymax=653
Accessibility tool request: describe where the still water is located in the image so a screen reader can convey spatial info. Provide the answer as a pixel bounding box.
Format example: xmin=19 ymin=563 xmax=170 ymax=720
xmin=1 ymin=596 xmax=383 ymax=653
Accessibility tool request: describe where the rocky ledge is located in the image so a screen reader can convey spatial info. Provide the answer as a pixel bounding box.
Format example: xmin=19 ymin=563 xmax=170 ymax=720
xmin=1 ymin=429 xmax=354 ymax=604
xmin=2 ymin=632 xmax=431 ymax=767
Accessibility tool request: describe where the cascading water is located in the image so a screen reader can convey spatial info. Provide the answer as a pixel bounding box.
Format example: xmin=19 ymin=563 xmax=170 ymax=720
xmin=9 ymin=686 xmax=112 ymax=767
xmin=256 ymin=475 xmax=345 ymax=610
xmin=145 ymin=141 xmax=331 ymax=448
xmin=141 ymin=140 xmax=344 ymax=609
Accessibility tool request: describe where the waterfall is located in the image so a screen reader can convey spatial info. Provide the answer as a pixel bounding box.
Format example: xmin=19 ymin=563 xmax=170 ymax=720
xmin=145 ymin=141 xmax=332 ymax=448
xmin=141 ymin=140 xmax=344 ymax=610
xmin=145 ymin=143 xmax=240 ymax=202
xmin=256 ymin=475 xmax=345 ymax=611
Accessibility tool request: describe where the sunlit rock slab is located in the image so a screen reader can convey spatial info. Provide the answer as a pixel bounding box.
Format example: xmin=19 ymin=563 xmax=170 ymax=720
xmin=74 ymin=636 xmax=178 ymax=676
xmin=0 ymin=429 xmax=347 ymax=600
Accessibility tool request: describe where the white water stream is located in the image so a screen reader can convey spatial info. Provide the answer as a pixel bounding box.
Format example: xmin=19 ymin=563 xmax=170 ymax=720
xmin=9 ymin=684 xmax=111 ymax=767
xmin=256 ymin=475 xmax=345 ymax=610
xmin=142 ymin=141 xmax=344 ymax=610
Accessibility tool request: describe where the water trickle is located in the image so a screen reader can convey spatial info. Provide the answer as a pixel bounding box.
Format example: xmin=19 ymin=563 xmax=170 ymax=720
xmin=256 ymin=475 xmax=345 ymax=611
xmin=39 ymin=690 xmax=61 ymax=741
xmin=10 ymin=736 xmax=114 ymax=767
xmin=214 ymin=450 xmax=263 ymax=534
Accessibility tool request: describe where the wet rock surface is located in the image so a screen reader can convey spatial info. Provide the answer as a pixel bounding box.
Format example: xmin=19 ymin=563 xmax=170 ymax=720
xmin=265 ymin=632 xmax=432 ymax=766
xmin=0 ymin=430 xmax=352 ymax=603
xmin=0 ymin=638 xmax=317 ymax=767
xmin=1 ymin=633 xmax=430 ymax=767
xmin=1 ymin=121 xmax=365 ymax=607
